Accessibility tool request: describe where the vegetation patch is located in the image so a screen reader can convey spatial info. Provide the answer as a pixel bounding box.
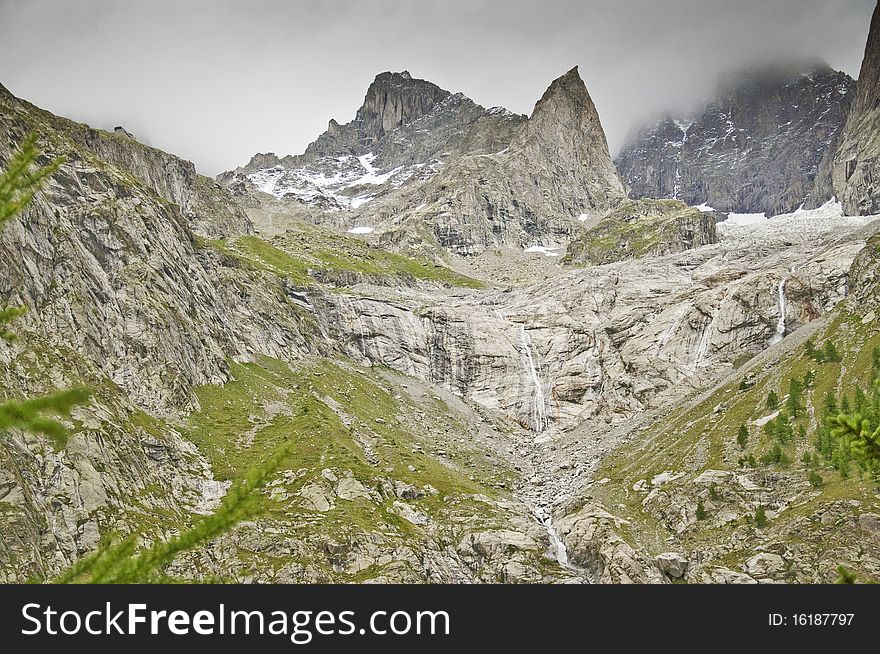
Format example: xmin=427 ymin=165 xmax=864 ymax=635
xmin=208 ymin=224 xmax=483 ymax=289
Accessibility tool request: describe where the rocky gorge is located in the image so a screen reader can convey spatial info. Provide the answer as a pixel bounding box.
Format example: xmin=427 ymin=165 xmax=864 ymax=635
xmin=2 ymin=2 xmax=880 ymax=585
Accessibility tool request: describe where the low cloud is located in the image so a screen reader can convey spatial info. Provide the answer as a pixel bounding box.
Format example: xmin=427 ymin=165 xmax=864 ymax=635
xmin=0 ymin=0 xmax=873 ymax=174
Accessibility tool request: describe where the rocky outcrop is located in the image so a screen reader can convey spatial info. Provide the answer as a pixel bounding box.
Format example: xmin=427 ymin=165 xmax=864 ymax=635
xmin=616 ymin=62 xmax=855 ymax=214
xmin=564 ymin=199 xmax=717 ymax=266
xmin=308 ymin=201 xmax=869 ymax=435
xmin=832 ymin=1 xmax=880 ymax=215
xmin=0 ymin=95 xmax=311 ymax=415
xmin=0 ymin=88 xmax=251 ymax=239
xmin=304 ymin=71 xmax=452 ymax=159
xmin=507 ymin=66 xmax=625 ymax=216
xmin=555 ymin=503 xmax=665 ymax=583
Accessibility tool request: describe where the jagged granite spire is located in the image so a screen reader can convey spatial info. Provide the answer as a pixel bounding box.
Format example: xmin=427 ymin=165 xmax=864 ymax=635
xmin=222 ymin=66 xmax=628 ymax=255
xmin=289 ymin=71 xmax=451 ymax=163
xmin=512 ymin=66 xmax=626 ymax=210
xmin=833 ymin=0 xmax=880 ymax=215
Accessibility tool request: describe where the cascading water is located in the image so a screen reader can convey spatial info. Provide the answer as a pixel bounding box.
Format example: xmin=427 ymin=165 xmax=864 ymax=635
xmin=769 ymin=275 xmax=788 ymax=346
xmin=770 ymin=266 xmax=797 ymax=345
xmin=519 ymin=325 xmax=548 ymax=433
xmin=656 ymin=304 xmax=689 ymax=355
xmin=533 ymin=507 xmax=570 ymax=567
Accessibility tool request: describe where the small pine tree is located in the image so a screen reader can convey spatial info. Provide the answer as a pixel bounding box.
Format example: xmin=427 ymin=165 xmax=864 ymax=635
xmin=774 ymin=415 xmax=793 ymax=444
xmin=823 ymin=340 xmax=842 ymax=363
xmin=709 ymin=483 xmax=720 ymax=501
xmin=807 ymin=470 xmax=824 ymax=488
xmin=696 ymin=500 xmax=707 ymax=521
xmin=805 ymin=338 xmax=817 ymax=360
xmin=787 ymin=378 xmax=803 ymax=419
xmin=754 ymin=505 xmax=768 ymax=528
xmin=762 ymin=443 xmax=783 ymax=465
xmin=736 ymin=424 xmax=748 ymax=450
xmin=855 ymin=386 xmax=867 ymax=413
xmin=824 ymin=391 xmax=838 ymax=416
xmin=832 ymin=437 xmax=851 ymax=479
xmin=767 ymin=390 xmax=779 ymax=411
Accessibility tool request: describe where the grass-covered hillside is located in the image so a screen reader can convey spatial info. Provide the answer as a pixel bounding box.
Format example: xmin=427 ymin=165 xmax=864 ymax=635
xmin=205 ymin=220 xmax=484 ymax=289
xmin=171 ymin=354 xmax=564 ymax=582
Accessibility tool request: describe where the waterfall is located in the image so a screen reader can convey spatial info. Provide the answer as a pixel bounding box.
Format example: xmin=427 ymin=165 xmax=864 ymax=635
xmin=656 ymin=304 xmax=689 ymax=355
xmin=769 ymin=277 xmax=787 ymax=346
xmin=519 ymin=325 xmax=548 ymax=433
xmin=672 ymin=120 xmax=691 ymax=200
xmin=533 ymin=507 xmax=570 ymax=567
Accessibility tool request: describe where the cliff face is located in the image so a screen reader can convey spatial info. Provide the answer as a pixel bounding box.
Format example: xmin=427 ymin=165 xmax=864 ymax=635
xmin=616 ymin=63 xmax=855 ymax=214
xmin=0 ymin=85 xmax=324 ymax=581
xmin=832 ymin=1 xmax=880 ymax=215
xmin=0 ymin=86 xmax=251 ymax=240
xmin=0 ymin=87 xmax=311 ymax=416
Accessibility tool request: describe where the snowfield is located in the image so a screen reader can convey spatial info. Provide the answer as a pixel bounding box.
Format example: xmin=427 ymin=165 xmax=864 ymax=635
xmin=717 ymin=199 xmax=880 ymax=241
xmin=247 ymin=152 xmax=437 ymax=211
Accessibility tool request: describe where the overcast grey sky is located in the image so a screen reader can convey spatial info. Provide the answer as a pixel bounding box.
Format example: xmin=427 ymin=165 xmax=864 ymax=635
xmin=0 ymin=0 xmax=875 ymax=175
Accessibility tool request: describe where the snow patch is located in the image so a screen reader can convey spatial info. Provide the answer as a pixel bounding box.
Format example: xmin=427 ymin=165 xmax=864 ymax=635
xmin=726 ymin=212 xmax=768 ymax=226
xmin=524 ymin=245 xmax=561 ymax=257
xmin=695 ymin=203 xmax=716 ymax=213
xmin=347 ymin=226 xmax=375 ymax=234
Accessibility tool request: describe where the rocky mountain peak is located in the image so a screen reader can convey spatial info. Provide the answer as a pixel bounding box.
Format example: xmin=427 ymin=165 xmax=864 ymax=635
xmin=517 ymin=66 xmax=615 ymax=156
xmin=354 ymin=70 xmax=450 ymax=146
xmin=616 ymin=62 xmax=855 ymax=214
xmin=511 ymin=66 xmax=625 ymax=209
xmin=527 ymin=66 xmax=599 ymax=126
xmin=245 ymin=152 xmax=282 ymax=169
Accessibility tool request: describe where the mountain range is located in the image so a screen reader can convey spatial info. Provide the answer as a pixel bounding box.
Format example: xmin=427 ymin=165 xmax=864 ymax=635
xmin=1 ymin=2 xmax=879 ymax=584
xmin=616 ymin=61 xmax=855 ymax=215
